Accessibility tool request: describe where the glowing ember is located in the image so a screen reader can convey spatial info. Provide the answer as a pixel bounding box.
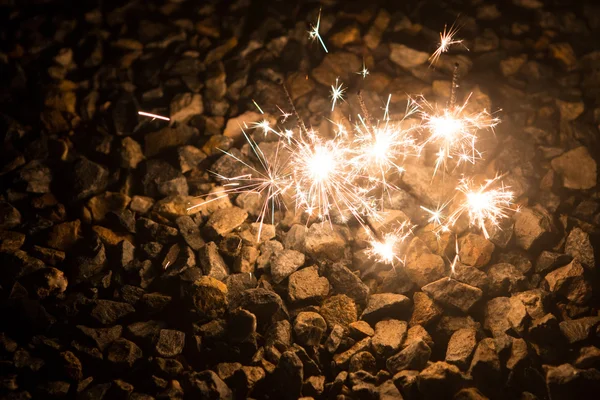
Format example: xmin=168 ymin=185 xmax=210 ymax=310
xmin=429 ymin=22 xmax=467 ymax=66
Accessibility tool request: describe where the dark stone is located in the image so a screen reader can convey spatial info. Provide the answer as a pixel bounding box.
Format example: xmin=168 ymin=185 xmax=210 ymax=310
xmin=155 ymin=329 xmax=185 ymax=357
xmin=272 ymin=351 xmax=303 ymax=400
xmin=184 ymin=370 xmax=233 ymax=399
xmin=68 ymin=158 xmax=109 ymax=202
xmin=198 ymin=242 xmax=229 ymax=281
xmin=487 ymin=263 xmax=528 ymax=296
xmin=324 ymin=263 xmax=370 ymax=304
xmin=293 ymin=311 xmax=327 ymax=347
xmin=231 ymin=288 xmax=287 ymax=331
xmin=227 ymin=308 xmax=257 ymax=343
xmin=386 ymin=339 xmax=431 ymax=374
xmin=141 ymin=159 xmax=188 ymax=198
xmin=288 ymin=265 xmax=329 ymax=304
xmin=90 ymin=300 xmax=135 ymax=325
xmin=270 ymin=249 xmax=305 ymax=284
xmin=106 ymin=338 xmax=143 ymax=370
xmin=77 ymin=325 xmax=123 ymax=351
xmin=319 ymin=294 xmax=358 ymax=329
xmin=360 ymin=293 xmax=411 ymax=324
xmin=175 ymin=215 xmax=204 ymax=251
xmin=0 ymin=201 xmax=21 ymax=229
xmin=422 ymin=278 xmax=483 ymax=313
xmin=546 ymin=363 xmax=600 ymax=400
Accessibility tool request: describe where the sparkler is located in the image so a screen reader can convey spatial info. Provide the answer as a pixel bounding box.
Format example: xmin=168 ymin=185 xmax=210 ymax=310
xmin=178 ymin=14 xmax=514 ymax=268
xmin=446 ymin=175 xmax=514 ymax=239
xmin=330 ymin=77 xmax=346 ymax=111
xmin=138 ymin=111 xmax=170 ymax=121
xmin=429 ymin=22 xmax=467 ymax=66
xmin=308 ymin=8 xmax=328 ymax=53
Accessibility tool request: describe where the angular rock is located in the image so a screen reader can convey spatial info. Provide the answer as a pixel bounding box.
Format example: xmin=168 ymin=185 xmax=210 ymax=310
xmin=418 ymin=362 xmax=464 ymax=400
xmin=155 ymin=329 xmax=185 ymax=357
xmin=458 ymin=233 xmax=495 ymax=268
xmin=468 ymin=338 xmax=500 ymax=386
xmin=198 ymin=242 xmax=229 ymax=281
xmin=371 ymin=319 xmax=407 ymax=357
xmin=106 ymin=338 xmax=142 ymax=370
xmin=349 ymin=351 xmax=377 ymax=373
xmin=204 ymin=207 xmax=248 ymax=238
xmin=0 ymin=201 xmax=21 ymax=229
xmin=389 ymin=44 xmax=429 ymax=69
xmin=175 ymin=215 xmax=204 ymax=251
xmin=546 ymin=363 xmax=600 ymax=400
xmin=513 ymin=206 xmax=554 ymax=250
xmin=169 ymin=93 xmax=203 ymax=124
xmin=145 ymin=125 xmax=198 ymax=158
xmin=184 ymin=370 xmax=233 ymax=400
xmin=288 ymin=266 xmax=329 ymax=304
xmin=360 ymin=293 xmax=410 ymax=324
xmin=565 ymin=227 xmax=595 ymax=269
xmin=446 ymin=328 xmax=477 ymax=369
xmin=192 ymin=276 xmax=228 ymax=319
xmin=387 ymin=340 xmax=431 ymax=374
xmin=270 ymin=249 xmax=305 ymax=284
xmin=319 ymin=294 xmax=357 ymax=329
xmin=559 ymin=317 xmax=600 ymax=344
xmin=69 ymin=158 xmax=109 ymax=202
xmin=293 ymin=312 xmax=327 ymax=347
xmin=305 ymin=223 xmax=346 ymax=261
xmin=422 ymin=278 xmax=483 ymax=313
xmin=324 ymin=263 xmax=369 ymax=304
xmin=487 ymin=263 xmax=527 ymax=296
xmin=551 ymin=146 xmax=596 ymax=190
xmin=544 ymin=260 xmax=591 ymax=305
xmin=410 ymin=292 xmax=443 ymax=327
xmin=90 ymin=300 xmax=135 ymax=325
xmin=405 ymin=238 xmax=446 ymax=288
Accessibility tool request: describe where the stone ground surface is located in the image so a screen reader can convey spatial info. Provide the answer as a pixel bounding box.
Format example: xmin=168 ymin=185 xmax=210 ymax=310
xmin=1 ymin=0 xmax=600 ymax=399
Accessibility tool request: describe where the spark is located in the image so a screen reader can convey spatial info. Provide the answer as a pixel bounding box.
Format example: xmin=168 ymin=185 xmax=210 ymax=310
xmin=367 ymin=221 xmax=414 ymax=265
xmin=252 ymin=119 xmax=275 ymax=136
xmin=449 ymin=236 xmax=460 ymax=275
xmin=277 ymin=106 xmax=292 ymax=122
xmin=330 ymin=77 xmax=346 ymax=111
xmin=252 ymin=99 xmax=264 ymax=114
xmin=357 ymin=59 xmax=369 ymax=79
xmin=188 ymin=130 xmax=294 ymax=241
xmin=417 ymin=94 xmax=499 ymax=177
xmin=429 ymin=23 xmax=467 ymax=66
xmin=138 ymin=111 xmax=170 ymax=121
xmin=447 ymin=175 xmax=514 ymax=239
xmin=308 ymin=8 xmax=328 ymax=53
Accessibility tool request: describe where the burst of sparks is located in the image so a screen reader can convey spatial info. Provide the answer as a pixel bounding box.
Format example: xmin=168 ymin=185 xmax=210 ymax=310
xmin=417 ymin=94 xmax=500 ymax=177
xmin=447 ymin=175 xmax=514 ymax=239
xmin=330 ymin=77 xmax=346 ymax=111
xmin=138 ymin=111 xmax=170 ymax=121
xmin=357 ymin=59 xmax=369 ymax=79
xmin=252 ymin=99 xmax=265 ymax=114
xmin=429 ymin=23 xmax=467 ymax=66
xmin=367 ymin=221 xmax=414 ymax=265
xmin=308 ymin=8 xmax=328 ymax=53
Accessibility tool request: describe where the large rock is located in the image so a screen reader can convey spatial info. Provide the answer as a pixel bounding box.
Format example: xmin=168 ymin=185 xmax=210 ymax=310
xmin=387 ymin=339 xmax=431 ymax=373
xmin=513 ymin=206 xmax=554 ymax=250
xmin=565 ymin=227 xmax=595 ymax=269
xmin=389 ymin=44 xmax=429 ymax=69
xmin=422 ymin=278 xmax=483 ymax=313
xmin=287 ymin=266 xmax=329 ymax=304
xmin=486 ymin=263 xmax=527 ymax=296
xmin=293 ymin=312 xmax=327 ymax=347
xmin=544 ymin=259 xmax=591 ymax=305
xmin=445 ymin=328 xmax=477 ymax=369
xmin=551 ymin=146 xmax=597 ymax=190
xmin=371 ymin=319 xmax=407 ymax=357
xmin=410 ymin=292 xmax=443 ymax=327
xmin=458 ymin=233 xmax=495 ymax=268
xmin=324 ymin=263 xmax=369 ymax=304
xmin=320 ymin=294 xmax=357 ymax=329
xmin=204 ymin=207 xmax=248 ymax=238
xmin=360 ymin=293 xmax=411 ymax=324
xmin=305 ymin=223 xmax=347 ymax=261
xmin=405 ymin=238 xmax=446 ymax=288
xmin=270 ymin=249 xmax=305 ymax=284
xmin=546 ymin=363 xmax=600 ymax=400
xmin=192 ymin=276 xmax=229 ymax=319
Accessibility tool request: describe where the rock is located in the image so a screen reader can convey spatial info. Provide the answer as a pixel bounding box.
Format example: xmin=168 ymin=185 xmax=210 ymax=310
xmin=205 ymin=61 xmax=227 ymax=99
xmin=349 ymin=351 xmax=377 ymax=373
xmin=418 ymin=362 xmax=464 ymax=400
xmin=458 ymin=233 xmax=495 ymax=268
xmin=325 ymin=324 xmax=345 ymax=353
xmin=86 ymin=192 xmax=131 ymax=223
xmin=559 ymin=317 xmax=600 ymax=344
xmin=468 ymin=338 xmax=500 ymax=386
xmin=404 ymin=325 xmax=434 ymax=351
xmin=224 ymin=111 xmax=263 ymax=139
xmin=0 ymin=230 xmax=25 ymax=252
xmin=546 ymin=363 xmax=600 ymax=400
xmin=311 ymin=52 xmax=361 ymax=86
xmin=145 ymin=125 xmax=198 ymax=159
xmin=293 ymin=312 xmax=327 ymax=347
xmin=61 ymin=350 xmax=83 ymax=381
xmin=500 ymin=54 xmax=527 ymax=76
xmin=319 ymin=294 xmax=357 ymax=329
xmin=69 ymin=158 xmax=109 ymax=202
xmin=178 ymin=145 xmax=206 ymax=173
xmin=484 ymin=297 xmax=513 ymax=335
xmin=283 ymin=224 xmax=307 ymax=253
xmin=452 ymin=264 xmax=489 ymax=291
xmin=349 ymin=321 xmax=375 ymax=339
xmin=169 ymin=93 xmax=203 ymax=124
xmin=410 ymin=292 xmax=443 ymax=327
xmin=130 ymin=196 xmax=154 ymax=214
xmin=544 ymin=260 xmax=591 ymax=305
xmin=393 ymin=370 xmax=419 ymax=400
xmin=549 ymin=42 xmax=578 ymax=71
xmin=487 ymin=263 xmax=527 ymax=296
xmin=551 ymin=147 xmax=597 ymax=190
xmin=90 ymin=300 xmax=135 ymax=325
xmin=47 ymin=220 xmax=81 ymax=250
xmin=556 ymin=99 xmax=585 ymax=122
xmin=574 ymin=346 xmax=600 ymax=369
xmin=364 ymin=9 xmax=390 ymax=49
xmin=454 ymin=388 xmax=488 ymax=400
xmin=333 ymin=337 xmax=371 ymax=368
xmin=371 ymin=320 xmax=407 ymax=357
xmin=271 ymin=249 xmax=305 ymax=284
xmin=535 ymin=251 xmax=572 ymax=274
xmin=126 ymin=320 xmax=164 ymax=347
xmin=305 ymin=223 xmax=346 ymax=262
xmin=506 ymin=337 xmax=529 ymax=370
xmin=360 ymin=293 xmax=411 ymax=324
xmin=565 ymin=228 xmax=595 ymax=269
xmin=142 ymin=160 xmax=188 ymax=197
xmin=387 ymin=339 xmax=431 ymax=374
xmin=0 ymin=201 xmax=21 ymax=229
xmin=77 ymin=325 xmax=123 ymax=351
xmin=118 ymin=137 xmax=144 ymax=169
xmin=273 ymin=351 xmax=303 ymax=400
xmin=389 ymin=44 xmax=429 ymax=69
xmin=446 ymin=328 xmax=477 ymax=369
xmin=106 ymin=338 xmax=143 ymax=370
xmin=513 ymin=206 xmax=554 ymax=250
xmin=422 ymin=278 xmax=483 ymax=313
xmin=330 ymin=24 xmax=360 ymax=48
xmin=198 ymin=242 xmax=229 ymax=281
xmin=288 ymin=266 xmax=329 ymax=304
xmin=192 ymin=276 xmax=228 ymax=319
xmin=324 ymin=263 xmax=369 ymax=304
xmin=25 ymin=267 xmax=68 ymax=299
xmin=175 ymin=215 xmax=204 ymax=251
xmin=155 ymin=329 xmax=185 ymax=357
xmin=233 ymin=288 xmax=286 ymax=331
xmin=405 ymin=238 xmax=446 ymax=288
xmin=205 ymin=207 xmax=248 ymax=238
xmin=184 ymin=370 xmax=233 ymax=400
xmin=16 ymin=161 xmax=52 ymax=193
